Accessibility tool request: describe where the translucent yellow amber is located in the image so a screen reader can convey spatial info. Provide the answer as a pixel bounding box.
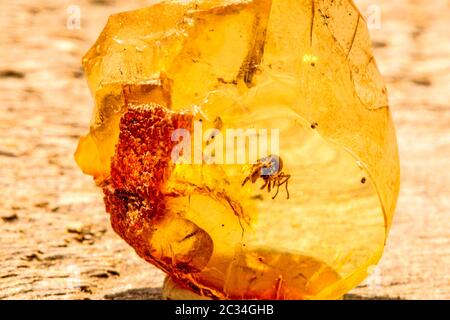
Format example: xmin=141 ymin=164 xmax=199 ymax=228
xmin=75 ymin=0 xmax=400 ymax=299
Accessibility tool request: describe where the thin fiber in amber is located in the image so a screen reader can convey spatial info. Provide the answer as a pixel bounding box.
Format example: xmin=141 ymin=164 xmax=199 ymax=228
xmin=75 ymin=0 xmax=400 ymax=299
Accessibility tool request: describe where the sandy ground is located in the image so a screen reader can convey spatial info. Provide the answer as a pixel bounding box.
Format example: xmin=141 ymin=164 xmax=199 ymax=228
xmin=0 ymin=0 xmax=449 ymax=299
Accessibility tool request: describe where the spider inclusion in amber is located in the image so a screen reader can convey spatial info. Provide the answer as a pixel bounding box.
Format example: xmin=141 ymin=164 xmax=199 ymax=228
xmin=75 ymin=0 xmax=400 ymax=299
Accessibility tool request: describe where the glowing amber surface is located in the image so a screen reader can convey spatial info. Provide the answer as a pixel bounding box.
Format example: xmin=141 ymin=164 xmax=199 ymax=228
xmin=75 ymin=0 xmax=400 ymax=299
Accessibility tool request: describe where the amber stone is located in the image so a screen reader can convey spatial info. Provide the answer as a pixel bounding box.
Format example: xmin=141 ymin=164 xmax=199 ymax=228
xmin=75 ymin=0 xmax=400 ymax=299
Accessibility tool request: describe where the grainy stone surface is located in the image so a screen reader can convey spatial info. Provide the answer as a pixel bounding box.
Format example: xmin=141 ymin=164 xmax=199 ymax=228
xmin=0 ymin=0 xmax=448 ymax=300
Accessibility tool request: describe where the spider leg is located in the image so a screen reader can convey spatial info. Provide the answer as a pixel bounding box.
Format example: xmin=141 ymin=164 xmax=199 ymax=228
xmin=272 ymin=181 xmax=281 ymax=199
xmin=285 ymin=177 xmax=290 ymax=199
xmin=251 ymin=169 xmax=260 ymax=183
xmin=242 ymin=164 xmax=262 ymax=186
xmin=279 ymin=174 xmax=291 ymax=199
xmin=260 ymin=179 xmax=269 ymax=190
xmin=242 ymin=175 xmax=250 ymax=187
xmin=271 ymin=174 xmax=282 ymax=199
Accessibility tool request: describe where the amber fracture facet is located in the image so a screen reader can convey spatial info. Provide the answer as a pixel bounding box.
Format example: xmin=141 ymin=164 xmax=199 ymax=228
xmin=75 ymin=0 xmax=400 ymax=299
